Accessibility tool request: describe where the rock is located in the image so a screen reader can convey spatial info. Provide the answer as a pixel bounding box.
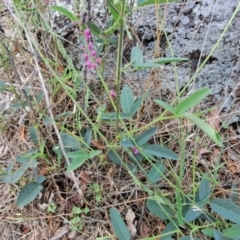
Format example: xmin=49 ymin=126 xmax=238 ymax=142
xmin=133 ymin=0 xmax=240 ymax=124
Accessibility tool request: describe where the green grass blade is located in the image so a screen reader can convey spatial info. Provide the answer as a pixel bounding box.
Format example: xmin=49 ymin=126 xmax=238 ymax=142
xmin=150 ymin=57 xmax=189 ymax=64
xmin=137 ymin=0 xmax=178 ymax=7
xmin=51 ymin=5 xmax=78 ymax=21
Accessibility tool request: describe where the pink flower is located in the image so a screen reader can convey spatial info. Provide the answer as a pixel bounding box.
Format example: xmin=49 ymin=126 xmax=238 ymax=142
xmin=110 ymin=90 xmax=117 ymax=98
xmin=132 ymin=147 xmax=139 ymax=155
xmin=83 ymin=53 xmax=88 ymax=61
xmin=96 ymin=58 xmax=101 ymax=65
xmin=86 ymin=60 xmax=95 ymax=69
xmin=88 ymin=42 xmax=93 ymax=51
xmin=84 ymin=29 xmax=91 ymax=42
xmin=91 ymin=50 xmax=96 ymax=57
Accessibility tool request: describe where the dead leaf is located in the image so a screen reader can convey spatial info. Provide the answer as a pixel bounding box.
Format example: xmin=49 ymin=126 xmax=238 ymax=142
xmin=227 ymin=160 xmax=240 ymax=174
xmin=210 ymin=148 xmax=221 ymax=162
xmin=140 ymin=221 xmax=150 ymax=238
xmin=20 ymin=125 xmax=25 ymax=141
xmin=125 ymin=208 xmax=137 ymax=238
xmin=80 ymin=171 xmax=90 ymax=191
xmin=199 ymin=148 xmax=211 ymax=156
xmin=208 ymin=107 xmax=221 ymax=131
xmin=50 ymin=227 xmax=68 ymax=240
xmin=80 ymin=171 xmax=90 ymax=185
xmin=38 ymin=164 xmax=49 ymax=175
xmin=91 ymin=140 xmax=105 ymax=149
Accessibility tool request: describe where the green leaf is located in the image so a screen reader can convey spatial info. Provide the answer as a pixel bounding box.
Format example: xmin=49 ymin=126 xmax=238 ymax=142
xmin=107 ymin=150 xmax=122 ymax=165
xmin=135 ymin=127 xmax=157 ymax=145
xmin=61 ymin=132 xmax=81 ymax=150
xmin=88 ymin=23 xmax=101 ymax=36
xmin=127 ymin=162 xmax=138 ymax=173
xmin=66 ymin=150 xmax=101 ymax=172
xmin=154 ymin=99 xmax=176 ymax=114
xmin=51 ymin=5 xmax=78 ymax=21
xmin=35 ymin=91 xmax=44 ymax=103
xmin=137 ymin=0 xmax=178 ymax=7
xmin=143 ymin=144 xmax=178 ymax=160
xmin=34 ymin=175 xmax=46 ymax=184
xmin=55 ymin=111 xmax=73 ymax=120
xmin=213 ymin=230 xmax=223 ymax=240
xmin=3 ymin=160 xmax=15 ymax=183
xmin=147 ymin=162 xmax=165 ymax=183
xmin=179 ymin=237 xmax=201 ymax=240
xmin=230 ymin=183 xmax=240 ymax=204
xmin=120 ymin=139 xmax=134 ymax=147
xmin=0 ymin=80 xmax=7 ymax=91
xmin=201 ymin=228 xmax=215 ymax=238
xmin=150 ymin=57 xmax=189 ymax=64
xmin=134 ymin=62 xmax=164 ymax=68
xmin=184 ymin=204 xmax=203 ymax=223
xmin=175 ymin=88 xmax=210 ymax=115
xmin=109 ymin=208 xmax=131 ymax=240
xmin=10 ymin=101 xmax=29 ymax=109
xmin=197 ymin=176 xmax=211 ymax=202
xmin=11 ymin=164 xmax=29 ymax=184
xmin=130 ymin=94 xmax=146 ymax=116
xmin=161 ymin=221 xmax=178 ymax=240
xmin=183 ymin=112 xmax=223 ymax=147
xmin=29 ymin=126 xmax=40 ymax=145
xmin=121 ymin=86 xmax=135 ymax=115
xmin=107 ymin=0 xmax=121 ymax=22
xmin=223 ymin=224 xmax=240 ymax=238
xmin=146 ymin=199 xmax=174 ymax=220
xmin=83 ymin=128 xmax=92 ymax=146
xmin=210 ymin=198 xmax=240 ymax=224
xmin=131 ymin=46 xmax=143 ymax=65
xmin=101 ymin=112 xmax=130 ymax=120
xmin=17 ymin=182 xmax=43 ymax=207
xmin=16 ymin=149 xmax=38 ymax=162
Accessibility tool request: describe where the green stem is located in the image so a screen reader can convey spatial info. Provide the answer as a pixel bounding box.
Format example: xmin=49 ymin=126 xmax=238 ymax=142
xmin=115 ymin=0 xmax=126 ymax=136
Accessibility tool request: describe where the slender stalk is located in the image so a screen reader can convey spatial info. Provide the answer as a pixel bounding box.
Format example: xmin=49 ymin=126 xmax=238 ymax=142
xmin=115 ymin=0 xmax=126 ymax=136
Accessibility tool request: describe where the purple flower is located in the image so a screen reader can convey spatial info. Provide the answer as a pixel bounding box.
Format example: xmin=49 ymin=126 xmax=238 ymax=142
xmin=132 ymin=147 xmax=139 ymax=155
xmin=96 ymin=58 xmax=101 ymax=65
xmin=88 ymin=42 xmax=93 ymax=51
xmin=83 ymin=53 xmax=88 ymax=62
xmin=91 ymin=50 xmax=97 ymax=57
xmin=110 ymin=90 xmax=117 ymax=98
xmin=86 ymin=60 xmax=95 ymax=69
xmin=84 ymin=29 xmax=91 ymax=42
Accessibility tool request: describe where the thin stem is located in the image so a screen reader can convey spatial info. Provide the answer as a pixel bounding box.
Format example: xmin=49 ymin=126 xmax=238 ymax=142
xmin=115 ymin=0 xmax=126 ymax=136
